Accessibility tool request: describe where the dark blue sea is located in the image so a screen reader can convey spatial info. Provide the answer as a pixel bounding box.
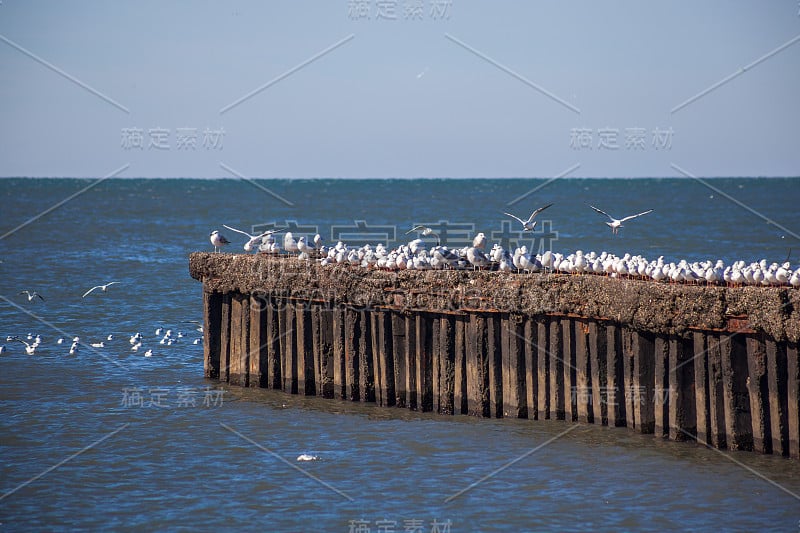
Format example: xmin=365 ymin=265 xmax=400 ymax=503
xmin=1 ymin=178 xmax=799 ymax=531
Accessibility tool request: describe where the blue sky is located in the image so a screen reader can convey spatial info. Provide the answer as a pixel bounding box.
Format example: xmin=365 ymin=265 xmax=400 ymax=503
xmin=0 ymin=1 xmax=798 ymax=178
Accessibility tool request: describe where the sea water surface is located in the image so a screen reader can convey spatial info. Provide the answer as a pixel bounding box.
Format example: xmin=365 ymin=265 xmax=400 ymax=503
xmin=1 ymin=178 xmax=799 ymax=531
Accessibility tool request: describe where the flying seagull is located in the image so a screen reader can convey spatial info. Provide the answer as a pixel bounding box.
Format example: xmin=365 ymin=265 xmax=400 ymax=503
xmin=19 ymin=290 xmax=44 ymax=302
xmin=222 ymin=224 xmax=283 ymax=252
xmin=209 ymin=230 xmax=231 ymax=253
xmin=503 ymin=203 xmax=554 ymax=231
xmin=589 ymin=205 xmax=653 ymax=235
xmin=82 ymin=281 xmax=120 ymax=298
xmin=406 ymin=225 xmax=441 ymax=246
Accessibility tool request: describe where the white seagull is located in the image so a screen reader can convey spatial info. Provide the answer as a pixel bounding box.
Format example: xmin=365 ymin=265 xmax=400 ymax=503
xmin=19 ymin=290 xmax=44 ymax=302
xmin=82 ymin=281 xmax=120 ymax=298
xmin=209 ymin=230 xmax=231 ymax=253
xmin=503 ymin=203 xmax=554 ymax=231
xmin=284 ymin=232 xmax=299 ymax=254
xmin=222 ymin=224 xmax=282 ymax=253
xmin=406 ymin=225 xmax=441 ymax=246
xmin=472 ymin=232 xmax=487 ymax=250
xmin=589 ymin=205 xmax=653 ymax=235
xmin=16 ymin=338 xmax=36 ymax=355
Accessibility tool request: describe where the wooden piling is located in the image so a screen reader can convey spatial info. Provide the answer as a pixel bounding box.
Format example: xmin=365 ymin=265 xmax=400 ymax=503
xmin=537 ymin=319 xmax=549 ymax=420
xmin=622 ymin=327 xmax=636 ymax=429
xmin=488 ymin=315 xmax=503 ymax=418
xmin=332 ymin=306 xmax=346 ymax=400
xmin=549 ymin=319 xmax=565 ymax=420
xmin=787 ymin=343 xmax=800 ymax=459
xmin=454 ymin=315 xmax=468 ymax=415
xmin=228 ymin=293 xmax=250 ymax=387
xmin=218 ymin=293 xmax=232 ymax=383
xmin=633 ymin=331 xmax=655 ymax=434
xmin=249 ymin=294 xmax=267 ymax=388
xmin=439 ymin=316 xmax=456 ymax=415
xmin=765 ymin=339 xmax=789 ymax=456
xmin=280 ymin=300 xmax=298 ymax=394
xmin=669 ymin=336 xmax=696 ymax=442
xmin=415 ymin=313 xmax=433 ymax=412
xmin=574 ymin=319 xmax=592 ymax=424
xmin=374 ymin=311 xmax=396 ymax=407
xmin=654 ymin=336 xmax=670 ymax=438
xmin=391 ymin=312 xmax=407 ymax=408
xmin=606 ymin=324 xmax=625 ymax=427
xmin=344 ymin=308 xmax=360 ymax=401
xmin=562 ymin=318 xmax=577 ymax=422
xmin=502 ymin=314 xmax=526 ymax=419
xmin=588 ymin=321 xmax=606 ymax=425
xmin=746 ymin=335 xmax=770 ymax=453
xmin=295 ymin=302 xmax=315 ymax=396
xmin=693 ymin=332 xmax=710 ymax=446
xmin=264 ymin=297 xmax=280 ymax=389
xmin=316 ymin=306 xmax=335 ymax=399
xmin=359 ymin=310 xmax=375 ymax=403
xmin=523 ymin=318 xmax=537 ymax=420
xmin=721 ymin=335 xmax=753 ymax=451
xmin=707 ymin=334 xmax=728 ymax=449
xmin=406 ymin=313 xmax=418 ymax=411
xmin=203 ymin=291 xmax=222 ymax=380
xmin=467 ymin=313 xmax=490 ymax=417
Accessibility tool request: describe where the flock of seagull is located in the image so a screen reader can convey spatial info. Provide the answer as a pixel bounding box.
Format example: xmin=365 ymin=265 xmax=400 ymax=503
xmin=3 ymin=279 xmax=204 ymax=357
xmin=1 ymin=324 xmax=204 ymax=358
xmin=209 ymin=203 xmax=800 ymax=289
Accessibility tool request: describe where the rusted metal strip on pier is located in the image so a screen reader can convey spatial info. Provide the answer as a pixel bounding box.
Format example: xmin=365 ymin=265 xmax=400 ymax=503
xmin=193 ymin=254 xmax=800 ymax=459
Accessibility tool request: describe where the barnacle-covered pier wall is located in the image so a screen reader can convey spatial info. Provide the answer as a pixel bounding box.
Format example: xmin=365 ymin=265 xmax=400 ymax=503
xmin=190 ymin=252 xmax=800 ymax=458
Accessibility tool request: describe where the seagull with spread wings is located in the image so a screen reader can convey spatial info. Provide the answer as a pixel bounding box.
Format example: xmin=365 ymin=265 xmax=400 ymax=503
xmin=406 ymin=225 xmax=441 ymax=246
xmin=19 ymin=290 xmax=44 ymax=302
xmin=589 ymin=205 xmax=653 ymax=235
xmin=222 ymin=224 xmax=283 ymax=253
xmin=82 ymin=281 xmax=120 ymax=298
xmin=503 ymin=203 xmax=554 ymax=231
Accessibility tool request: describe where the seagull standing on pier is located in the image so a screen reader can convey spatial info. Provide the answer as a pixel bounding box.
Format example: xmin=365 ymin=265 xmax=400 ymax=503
xmin=589 ymin=205 xmax=653 ymax=235
xmin=284 ymin=232 xmax=299 ymax=254
xmin=209 ymin=230 xmax=231 ymax=253
xmin=82 ymin=282 xmax=120 ymax=298
xmin=19 ymin=290 xmax=44 ymax=302
xmin=503 ymin=203 xmax=554 ymax=231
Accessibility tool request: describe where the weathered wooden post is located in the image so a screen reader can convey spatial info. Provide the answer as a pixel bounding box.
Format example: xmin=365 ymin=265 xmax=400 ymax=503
xmin=203 ymin=291 xmax=222 ymax=380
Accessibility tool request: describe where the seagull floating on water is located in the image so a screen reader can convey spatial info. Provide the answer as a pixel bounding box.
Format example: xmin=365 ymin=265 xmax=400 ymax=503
xmin=209 ymin=230 xmax=231 ymax=253
xmin=503 ymin=203 xmax=554 ymax=232
xmin=296 ymin=454 xmax=320 ymax=462
xmin=589 ymin=205 xmax=653 ymax=235
xmin=82 ymin=281 xmax=120 ymax=298
xmin=16 ymin=338 xmax=36 ymax=355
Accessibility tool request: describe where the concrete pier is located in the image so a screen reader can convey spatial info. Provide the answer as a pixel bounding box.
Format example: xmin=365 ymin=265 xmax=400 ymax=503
xmin=191 ymin=253 xmax=800 ymax=458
